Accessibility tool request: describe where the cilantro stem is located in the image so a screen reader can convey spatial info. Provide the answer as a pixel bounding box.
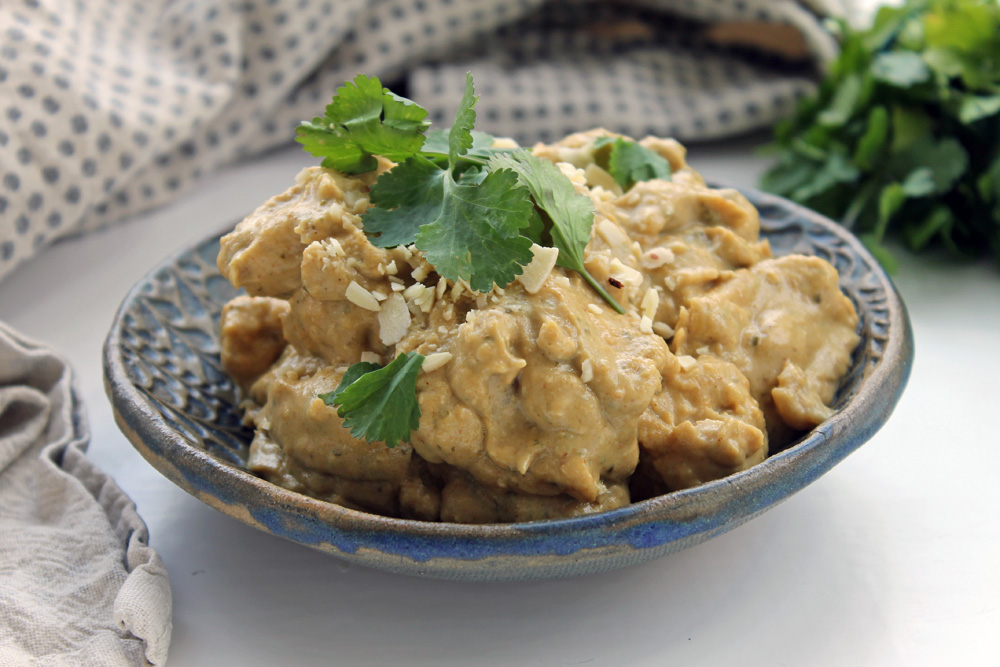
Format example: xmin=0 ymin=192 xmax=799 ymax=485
xmin=420 ymin=151 xmax=490 ymax=168
xmin=579 ymin=268 xmax=625 ymax=314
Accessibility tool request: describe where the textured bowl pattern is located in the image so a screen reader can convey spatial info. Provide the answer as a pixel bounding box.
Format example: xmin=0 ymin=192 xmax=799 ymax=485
xmin=104 ymin=188 xmax=913 ymax=581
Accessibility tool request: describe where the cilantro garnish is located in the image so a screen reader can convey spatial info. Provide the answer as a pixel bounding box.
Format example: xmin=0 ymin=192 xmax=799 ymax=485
xmin=489 ymin=151 xmax=625 ymax=313
xmin=319 ymin=353 xmax=425 ymax=448
xmin=363 ymin=74 xmax=537 ymax=292
xmin=762 ymin=0 xmax=1000 ymax=267
xmin=296 ymin=75 xmax=430 ymax=174
xmin=593 ymin=137 xmax=673 ymax=191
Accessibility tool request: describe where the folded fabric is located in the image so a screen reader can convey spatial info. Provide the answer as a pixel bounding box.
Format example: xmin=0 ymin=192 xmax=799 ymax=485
xmin=0 ymin=322 xmax=172 ymax=667
xmin=0 ymin=0 xmax=859 ymax=283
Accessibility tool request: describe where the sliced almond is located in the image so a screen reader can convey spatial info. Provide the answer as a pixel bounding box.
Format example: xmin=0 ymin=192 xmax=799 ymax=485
xmin=653 ymin=322 xmax=675 ymax=339
xmin=640 ymin=287 xmax=659 ymax=320
xmin=677 ymin=355 xmax=697 ymax=371
xmin=346 ymin=281 xmax=381 ymax=312
xmin=641 ymin=246 xmax=675 ymax=269
xmin=421 ymin=351 xmax=453 ymax=373
xmin=516 ymin=244 xmax=560 ymax=294
xmin=378 ymin=294 xmax=411 ymax=346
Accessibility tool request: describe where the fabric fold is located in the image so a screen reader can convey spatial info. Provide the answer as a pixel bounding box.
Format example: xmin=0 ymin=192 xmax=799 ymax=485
xmin=0 ymin=322 xmax=172 ymax=667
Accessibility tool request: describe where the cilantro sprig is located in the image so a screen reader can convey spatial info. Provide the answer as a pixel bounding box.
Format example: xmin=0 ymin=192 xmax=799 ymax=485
xmin=363 ymin=74 xmax=538 ymax=292
xmin=593 ymin=136 xmax=673 ymax=191
xmin=761 ymin=0 xmax=1000 ymax=269
xmin=319 ymin=352 xmax=425 ymax=448
xmin=297 ymin=75 xmax=430 ymax=174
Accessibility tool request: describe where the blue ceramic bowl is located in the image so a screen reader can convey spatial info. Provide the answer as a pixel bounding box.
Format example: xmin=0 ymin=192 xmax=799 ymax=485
xmin=103 ymin=187 xmax=913 ymax=581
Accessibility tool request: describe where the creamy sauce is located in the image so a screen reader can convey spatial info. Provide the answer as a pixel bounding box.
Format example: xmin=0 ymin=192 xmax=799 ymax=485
xmin=216 ymin=129 xmax=859 ymax=523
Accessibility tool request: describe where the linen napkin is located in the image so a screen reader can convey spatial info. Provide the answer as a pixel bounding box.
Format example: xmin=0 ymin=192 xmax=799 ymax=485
xmin=0 ymin=322 xmax=172 ymax=667
xmin=0 ymin=0 xmax=859 ymax=283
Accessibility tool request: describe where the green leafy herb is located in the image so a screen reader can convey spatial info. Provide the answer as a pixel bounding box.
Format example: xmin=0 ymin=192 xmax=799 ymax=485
xmin=593 ymin=137 xmax=673 ymax=190
xmin=362 ymin=73 xmax=537 ymax=291
xmin=761 ymin=0 xmax=1000 ymax=268
xmin=318 ymin=352 xmax=425 ymax=448
xmin=296 ymin=75 xmax=430 ymax=173
xmin=489 ymin=151 xmax=625 ymax=313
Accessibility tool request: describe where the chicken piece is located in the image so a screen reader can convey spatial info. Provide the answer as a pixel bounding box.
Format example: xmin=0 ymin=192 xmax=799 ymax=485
xmin=217 ymin=165 xmax=385 ymax=298
xmin=402 ymin=274 xmax=671 ymax=504
xmin=218 ymin=295 xmax=289 ymax=390
xmin=638 ymin=355 xmax=767 ymax=492
xmin=249 ymin=347 xmax=412 ymax=483
xmin=672 ymin=255 xmax=859 ymax=447
xmin=281 ymin=288 xmax=388 ymax=368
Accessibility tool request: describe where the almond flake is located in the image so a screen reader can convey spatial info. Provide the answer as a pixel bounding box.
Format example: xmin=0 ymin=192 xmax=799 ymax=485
xmin=581 ymin=359 xmax=594 ymax=383
xmin=516 ymin=244 xmax=560 ymax=294
xmin=640 ymin=288 xmax=659 ymax=320
xmin=641 ymin=247 xmax=675 ymax=269
xmin=377 ymin=294 xmax=411 ymax=346
xmin=421 ymin=352 xmax=453 ymax=373
xmin=403 ymin=283 xmax=426 ymax=300
xmin=323 ymin=238 xmax=345 ymax=257
xmin=346 ymin=281 xmax=381 ymax=312
xmin=411 ymin=264 xmax=430 ymax=283
xmin=609 ymin=258 xmax=643 ymax=287
xmin=677 ymin=355 xmax=697 ymax=371
xmin=653 ymin=322 xmax=675 ymax=339
xmin=360 ymin=351 xmax=382 ymax=364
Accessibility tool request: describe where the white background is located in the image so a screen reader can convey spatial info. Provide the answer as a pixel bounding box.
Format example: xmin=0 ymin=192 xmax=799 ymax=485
xmin=1 ymin=136 xmax=998 ymax=666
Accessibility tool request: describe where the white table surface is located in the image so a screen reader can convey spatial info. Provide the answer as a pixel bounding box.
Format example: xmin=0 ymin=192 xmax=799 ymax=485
xmin=1 ymin=138 xmax=997 ymax=667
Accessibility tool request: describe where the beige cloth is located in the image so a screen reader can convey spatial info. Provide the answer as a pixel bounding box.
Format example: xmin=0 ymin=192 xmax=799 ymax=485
xmin=0 ymin=322 xmax=172 ymax=666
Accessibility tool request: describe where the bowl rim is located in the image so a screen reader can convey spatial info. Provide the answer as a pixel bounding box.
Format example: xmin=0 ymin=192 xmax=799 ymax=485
xmin=103 ymin=185 xmax=914 ymax=562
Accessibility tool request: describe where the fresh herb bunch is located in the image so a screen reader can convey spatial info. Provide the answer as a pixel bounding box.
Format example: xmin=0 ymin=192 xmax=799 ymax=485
xmin=297 ymin=73 xmax=673 ymax=447
xmin=761 ymin=0 xmax=1000 ymax=270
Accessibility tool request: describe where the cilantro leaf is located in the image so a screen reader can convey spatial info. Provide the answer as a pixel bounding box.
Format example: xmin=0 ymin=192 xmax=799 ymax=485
xmin=415 ymin=168 xmax=536 ymax=292
xmin=958 ymin=95 xmax=1000 ymax=124
xmin=871 ymin=52 xmax=930 ymax=87
xmin=490 ymin=151 xmax=625 ymax=313
xmin=319 ymin=353 xmax=425 ymax=448
xmin=761 ymin=0 xmax=1000 ymax=268
xmin=593 ymin=137 xmax=673 ymax=190
xmin=853 ymin=106 xmax=889 ymax=169
xmin=296 ymin=74 xmax=430 ymax=174
xmin=364 ymin=156 xmax=446 ymax=248
xmin=888 ymin=137 xmax=969 ymax=195
xmin=361 ymin=75 xmax=537 ymax=291
xmin=449 ymin=72 xmax=478 ymax=163
xmin=323 ymin=362 xmax=381 ymax=403
xmin=422 ymin=128 xmax=509 ymax=161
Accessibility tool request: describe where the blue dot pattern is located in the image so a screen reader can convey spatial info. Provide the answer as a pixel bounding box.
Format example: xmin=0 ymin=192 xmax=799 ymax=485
xmin=0 ymin=0 xmax=855 ymax=281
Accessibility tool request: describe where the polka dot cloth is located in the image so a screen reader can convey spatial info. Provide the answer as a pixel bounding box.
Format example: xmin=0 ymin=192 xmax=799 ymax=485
xmin=0 ymin=0 xmax=857 ymax=282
